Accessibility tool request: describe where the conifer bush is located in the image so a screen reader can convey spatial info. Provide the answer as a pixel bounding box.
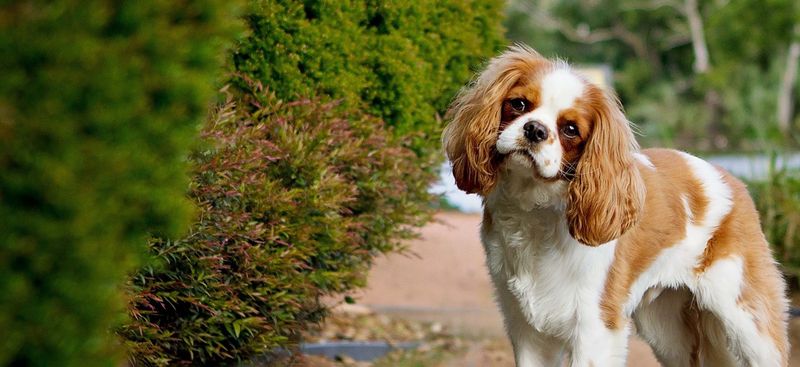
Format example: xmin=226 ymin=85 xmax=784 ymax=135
xmin=121 ymin=87 xmax=432 ymax=365
xmin=0 ymin=1 xmax=236 ymax=365
xmin=232 ymin=0 xmax=505 ymax=155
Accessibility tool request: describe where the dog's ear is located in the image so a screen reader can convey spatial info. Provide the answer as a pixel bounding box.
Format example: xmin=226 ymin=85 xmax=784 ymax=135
xmin=442 ymin=91 xmax=501 ymax=194
xmin=443 ymin=45 xmax=548 ymax=195
xmin=566 ymin=86 xmax=645 ymax=246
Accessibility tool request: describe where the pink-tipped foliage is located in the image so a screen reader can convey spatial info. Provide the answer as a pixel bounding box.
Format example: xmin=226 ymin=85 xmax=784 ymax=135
xmin=120 ymin=87 xmax=434 ymax=365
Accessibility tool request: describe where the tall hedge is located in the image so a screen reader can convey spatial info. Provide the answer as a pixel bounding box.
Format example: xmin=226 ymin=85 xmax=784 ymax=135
xmin=233 ymin=0 xmax=505 ymax=155
xmin=0 ymin=1 xmax=236 ymax=365
xmin=121 ymin=0 xmax=504 ymax=365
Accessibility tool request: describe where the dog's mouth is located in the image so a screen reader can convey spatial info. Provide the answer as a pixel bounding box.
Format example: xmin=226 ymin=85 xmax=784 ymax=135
xmin=508 ymin=149 xmax=534 ymax=162
xmin=505 ymin=150 xmax=563 ymax=182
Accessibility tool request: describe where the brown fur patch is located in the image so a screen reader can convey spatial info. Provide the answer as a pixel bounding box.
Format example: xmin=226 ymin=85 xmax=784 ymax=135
xmin=500 ymin=83 xmax=542 ymax=126
xmin=599 ymin=149 xmax=705 ymax=329
xmin=600 ymin=152 xmax=787 ymax=363
xmin=557 ymin=106 xmax=592 ymax=174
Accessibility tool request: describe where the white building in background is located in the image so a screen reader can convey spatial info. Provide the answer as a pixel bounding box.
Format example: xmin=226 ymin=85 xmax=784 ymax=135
xmin=429 ymin=162 xmax=483 ymax=213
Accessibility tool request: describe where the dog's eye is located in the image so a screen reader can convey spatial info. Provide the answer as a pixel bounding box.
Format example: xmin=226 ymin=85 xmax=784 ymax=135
xmin=509 ymin=99 xmax=527 ymax=112
xmin=561 ymin=122 xmax=579 ymax=138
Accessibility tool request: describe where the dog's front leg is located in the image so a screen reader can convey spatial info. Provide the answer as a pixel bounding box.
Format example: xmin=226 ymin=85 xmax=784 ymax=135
xmin=509 ymin=326 xmax=564 ymax=367
xmin=568 ymin=322 xmax=630 ymax=367
xmin=491 ymin=275 xmax=565 ymax=366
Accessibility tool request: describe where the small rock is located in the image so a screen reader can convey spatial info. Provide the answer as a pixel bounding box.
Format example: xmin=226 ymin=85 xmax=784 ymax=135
xmin=332 ymin=303 xmax=374 ymax=316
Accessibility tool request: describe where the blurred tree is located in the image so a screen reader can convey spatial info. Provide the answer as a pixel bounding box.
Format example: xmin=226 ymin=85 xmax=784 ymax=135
xmin=506 ymin=0 xmax=799 ymax=151
xmin=0 ymin=1 xmax=237 ymax=365
xmin=778 ymin=26 xmax=800 ymax=133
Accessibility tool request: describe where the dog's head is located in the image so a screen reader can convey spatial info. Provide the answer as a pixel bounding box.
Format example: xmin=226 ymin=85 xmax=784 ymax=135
xmin=443 ymin=45 xmax=645 ymax=246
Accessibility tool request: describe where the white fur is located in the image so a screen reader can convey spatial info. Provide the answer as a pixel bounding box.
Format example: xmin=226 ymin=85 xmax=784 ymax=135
xmin=634 ymin=152 xmax=655 ymax=169
xmin=483 ymin=161 xmax=625 ymax=366
xmin=496 ymin=119 xmax=527 ymax=154
xmin=540 ymin=67 xmax=586 ymax=112
xmin=696 ymin=258 xmax=782 ymax=365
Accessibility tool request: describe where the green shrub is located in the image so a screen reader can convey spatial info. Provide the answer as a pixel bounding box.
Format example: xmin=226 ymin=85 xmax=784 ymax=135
xmin=749 ymin=155 xmax=800 ymax=287
xmin=232 ymin=0 xmax=505 ymax=156
xmin=120 ymin=1 xmax=505 ymax=364
xmin=0 ymin=1 xmax=236 ymax=365
xmin=121 ymin=88 xmax=433 ymax=365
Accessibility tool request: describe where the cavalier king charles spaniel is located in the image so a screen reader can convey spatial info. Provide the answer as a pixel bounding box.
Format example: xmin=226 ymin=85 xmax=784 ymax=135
xmin=443 ymin=45 xmax=788 ymax=366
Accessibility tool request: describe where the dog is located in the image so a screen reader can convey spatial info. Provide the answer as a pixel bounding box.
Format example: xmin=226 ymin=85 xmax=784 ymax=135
xmin=442 ymin=45 xmax=789 ymax=366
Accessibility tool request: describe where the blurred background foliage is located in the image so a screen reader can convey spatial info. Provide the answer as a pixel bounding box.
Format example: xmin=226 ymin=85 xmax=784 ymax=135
xmin=0 ymin=1 xmax=238 ymax=366
xmin=751 ymin=157 xmax=800 ymax=286
xmin=506 ymin=0 xmax=799 ymax=151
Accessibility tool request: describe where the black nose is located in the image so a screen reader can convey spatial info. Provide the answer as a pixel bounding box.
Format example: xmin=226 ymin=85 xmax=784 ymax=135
xmin=523 ymin=120 xmax=548 ymax=143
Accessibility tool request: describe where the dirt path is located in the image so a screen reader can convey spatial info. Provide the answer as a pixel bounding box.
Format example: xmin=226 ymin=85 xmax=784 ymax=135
xmin=352 ymin=212 xmax=661 ymax=366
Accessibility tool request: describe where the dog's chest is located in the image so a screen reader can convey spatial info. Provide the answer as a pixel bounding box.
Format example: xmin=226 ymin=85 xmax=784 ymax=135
xmin=482 ymin=208 xmax=616 ymax=338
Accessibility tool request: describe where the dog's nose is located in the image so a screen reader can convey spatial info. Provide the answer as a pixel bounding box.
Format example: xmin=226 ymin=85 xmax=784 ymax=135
xmin=523 ymin=120 xmax=548 ymax=143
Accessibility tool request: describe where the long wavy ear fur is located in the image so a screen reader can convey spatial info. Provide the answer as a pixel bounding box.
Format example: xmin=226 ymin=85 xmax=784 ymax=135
xmin=442 ymin=45 xmax=549 ymax=195
xmin=566 ymin=86 xmax=645 ymax=246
